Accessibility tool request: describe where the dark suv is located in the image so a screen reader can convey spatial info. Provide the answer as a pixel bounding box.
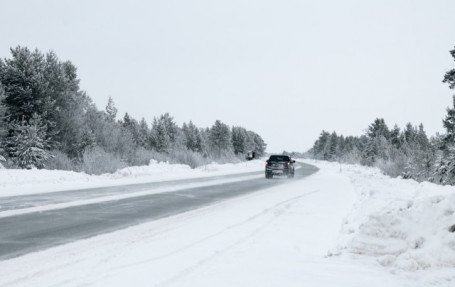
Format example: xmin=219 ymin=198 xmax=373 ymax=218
xmin=265 ymin=155 xmax=296 ymax=179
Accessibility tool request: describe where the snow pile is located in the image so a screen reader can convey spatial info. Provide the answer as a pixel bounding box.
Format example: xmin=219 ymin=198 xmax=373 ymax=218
xmin=112 ymin=159 xmax=265 ymax=178
xmin=0 ymin=159 xmax=266 ymax=197
xmin=110 ymin=159 xmax=193 ymax=178
xmin=305 ymin=160 xmax=455 ymax=273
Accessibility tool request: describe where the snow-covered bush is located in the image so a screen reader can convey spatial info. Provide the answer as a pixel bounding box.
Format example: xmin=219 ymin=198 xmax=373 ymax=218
xmin=81 ymin=147 xmax=126 ymax=175
xmin=45 ymin=150 xmax=78 ymax=171
xmin=126 ymin=147 xmax=156 ymax=167
xmin=168 ymin=148 xmax=208 ymax=169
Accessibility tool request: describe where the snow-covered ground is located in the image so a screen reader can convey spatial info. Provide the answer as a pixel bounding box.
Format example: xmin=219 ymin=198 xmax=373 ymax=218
xmin=0 ymin=159 xmax=266 ymax=198
xmin=311 ymin=160 xmax=455 ymax=285
xmin=1 ymin=160 xmax=454 ymax=286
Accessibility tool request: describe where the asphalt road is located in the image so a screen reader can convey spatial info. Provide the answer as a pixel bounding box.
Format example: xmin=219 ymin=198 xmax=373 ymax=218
xmin=0 ymin=162 xmax=318 ymax=260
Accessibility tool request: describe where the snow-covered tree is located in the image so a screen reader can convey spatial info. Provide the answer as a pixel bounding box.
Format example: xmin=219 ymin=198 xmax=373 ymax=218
xmin=443 ymin=47 xmax=455 ymax=90
xmin=122 ymin=112 xmax=141 ymax=146
xmin=327 ymin=132 xmax=338 ymax=161
xmin=312 ymin=130 xmax=330 ymax=160
xmin=433 ymin=145 xmax=455 ymax=185
xmin=137 ymin=117 xmax=150 ymax=148
xmin=367 ymin=118 xmax=390 ymax=140
xmin=0 ymin=46 xmax=84 ymax=152
xmin=390 ymin=125 xmax=402 ymax=149
xmin=150 ymin=117 xmax=171 ymax=153
xmin=231 ymin=126 xmax=247 ymax=155
xmin=105 ymin=97 xmax=117 ymax=122
xmin=249 ymin=131 xmax=267 ymax=157
xmin=0 ymin=83 xmax=7 ymax=138
xmin=7 ymin=113 xmax=52 ymax=169
xmin=442 ymin=96 xmax=455 ymax=149
xmin=0 ymin=83 xmax=7 ymax=166
xmin=183 ymin=121 xmax=202 ymax=152
xmin=209 ymin=120 xmax=231 ymax=158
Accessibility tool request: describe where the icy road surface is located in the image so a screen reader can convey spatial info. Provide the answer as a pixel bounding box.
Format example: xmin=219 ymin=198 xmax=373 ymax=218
xmin=0 ymin=163 xmax=317 ymax=260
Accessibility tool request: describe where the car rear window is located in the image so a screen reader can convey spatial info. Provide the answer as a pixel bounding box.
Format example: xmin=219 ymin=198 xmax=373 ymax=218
xmin=269 ymin=155 xmax=290 ymax=162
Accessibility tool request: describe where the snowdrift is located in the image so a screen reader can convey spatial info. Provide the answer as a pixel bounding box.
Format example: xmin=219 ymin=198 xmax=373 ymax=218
xmin=306 ymin=160 xmax=455 ymax=274
xmin=0 ymin=159 xmax=266 ymax=197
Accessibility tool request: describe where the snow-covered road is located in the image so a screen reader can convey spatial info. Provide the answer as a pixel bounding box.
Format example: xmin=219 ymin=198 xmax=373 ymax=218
xmin=1 ymin=160 xmax=453 ymax=286
xmin=0 ymin=163 xmax=316 ymax=260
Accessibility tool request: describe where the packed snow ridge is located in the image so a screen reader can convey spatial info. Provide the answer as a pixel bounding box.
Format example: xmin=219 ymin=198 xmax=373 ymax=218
xmin=0 ymin=159 xmax=266 ymax=197
xmin=313 ymin=160 xmax=455 ymax=274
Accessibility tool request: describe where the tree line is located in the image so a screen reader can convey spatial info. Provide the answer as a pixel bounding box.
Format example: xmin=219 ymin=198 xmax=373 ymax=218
xmin=0 ymin=46 xmax=266 ymax=173
xmin=309 ymin=46 xmax=455 ymax=185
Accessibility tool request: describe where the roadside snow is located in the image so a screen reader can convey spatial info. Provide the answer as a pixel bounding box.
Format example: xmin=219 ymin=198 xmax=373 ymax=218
xmin=303 ymin=159 xmax=455 ymax=285
xmin=0 ymin=159 xmax=265 ymax=198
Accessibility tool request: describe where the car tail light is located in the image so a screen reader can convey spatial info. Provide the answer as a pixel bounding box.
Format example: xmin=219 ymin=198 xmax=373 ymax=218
xmin=265 ymin=161 xmax=268 ymax=166
xmin=287 ymin=162 xmax=290 ymax=166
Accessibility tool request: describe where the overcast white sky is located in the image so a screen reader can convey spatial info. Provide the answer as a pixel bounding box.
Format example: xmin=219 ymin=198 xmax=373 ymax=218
xmin=1 ymin=0 xmax=455 ymax=152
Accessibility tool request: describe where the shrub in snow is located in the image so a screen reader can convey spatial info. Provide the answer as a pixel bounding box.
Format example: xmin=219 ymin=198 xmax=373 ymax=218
xmin=81 ymin=146 xmax=126 ymax=175
xmin=45 ymin=150 xmax=78 ymax=171
xmin=168 ymin=148 xmax=207 ymax=169
xmin=126 ymin=147 xmax=155 ymax=167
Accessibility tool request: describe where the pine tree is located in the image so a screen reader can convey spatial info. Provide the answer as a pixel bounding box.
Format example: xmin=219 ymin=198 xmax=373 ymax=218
xmin=442 ymin=96 xmax=455 ymax=149
xmin=122 ymin=113 xmax=141 ymax=146
xmin=0 ymin=83 xmax=7 ymax=165
xmin=433 ymin=145 xmax=455 ymax=185
xmin=160 ymin=113 xmax=178 ymax=144
xmin=105 ymin=97 xmax=117 ymax=122
xmin=7 ymin=113 xmax=52 ymax=168
xmin=72 ymin=128 xmax=97 ymax=160
xmin=367 ymin=118 xmax=390 ymax=139
xmin=312 ymin=130 xmax=330 ymax=160
xmin=390 ymin=125 xmax=401 ymax=149
xmin=137 ymin=117 xmax=150 ymax=148
xmin=0 ymin=47 xmax=46 ymax=122
xmin=327 ymin=132 xmax=338 ymax=161
xmin=0 ymin=47 xmax=83 ymax=152
xmin=209 ymin=120 xmax=231 ymax=158
xmin=361 ymin=138 xmax=377 ymax=166
xmin=249 ymin=131 xmax=267 ymax=157
xmin=150 ymin=118 xmax=171 ymax=153
xmin=443 ymin=47 xmax=455 ymax=90
xmin=0 ymin=83 xmax=7 ymax=138
xmin=231 ymin=126 xmax=247 ymax=155
xmin=183 ymin=121 xmax=202 ymax=152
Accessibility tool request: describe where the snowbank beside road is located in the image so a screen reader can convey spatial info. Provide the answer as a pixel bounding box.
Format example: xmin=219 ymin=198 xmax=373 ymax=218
xmin=0 ymin=159 xmax=265 ymax=197
xmin=303 ymin=159 xmax=455 ymax=284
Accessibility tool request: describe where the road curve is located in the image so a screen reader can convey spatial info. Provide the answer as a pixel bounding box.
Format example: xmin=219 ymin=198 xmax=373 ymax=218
xmin=0 ymin=162 xmax=318 ymax=260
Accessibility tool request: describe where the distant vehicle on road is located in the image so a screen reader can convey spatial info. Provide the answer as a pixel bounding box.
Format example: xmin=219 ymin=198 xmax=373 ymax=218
xmin=265 ymin=155 xmax=295 ymax=179
xmin=245 ymin=151 xmax=255 ymax=160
